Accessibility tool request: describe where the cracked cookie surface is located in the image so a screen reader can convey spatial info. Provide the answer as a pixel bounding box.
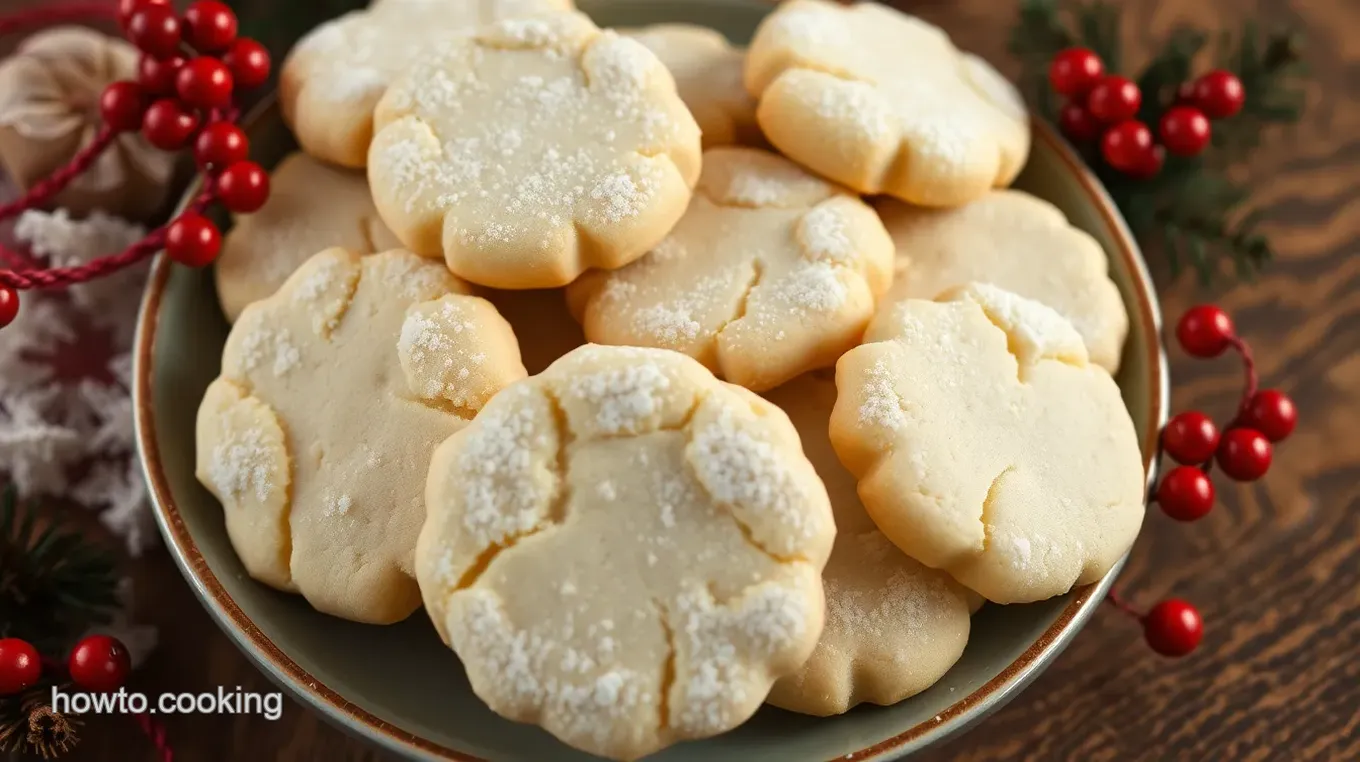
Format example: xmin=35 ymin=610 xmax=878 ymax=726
xmin=368 ymin=12 xmax=702 ymax=289
xmin=763 ymin=372 xmax=971 ymax=716
xmin=623 ymin=24 xmax=760 ymax=148
xmin=830 ymin=283 xmax=1144 ymax=604
xmin=195 ymin=248 xmax=527 ymax=623
xmin=879 ymin=190 xmax=1128 ymax=373
xmin=745 ymin=0 xmax=1028 ymax=206
xmin=567 ymin=147 xmax=893 ymax=392
xmin=214 ymin=152 xmax=404 ymax=322
xmin=280 ymin=0 xmax=572 ymax=167
xmin=416 ymin=344 xmax=834 ymax=760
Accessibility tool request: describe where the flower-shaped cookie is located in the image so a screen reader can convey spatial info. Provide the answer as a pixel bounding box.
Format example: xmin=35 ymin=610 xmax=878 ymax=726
xmin=368 ymin=12 xmax=702 ymax=289
xmin=196 ymin=249 xmax=526 ymax=623
xmin=417 ymin=345 xmax=834 ymax=760
xmin=280 ymin=0 xmax=573 ymax=167
xmin=568 ymin=147 xmax=893 ymax=392
xmin=830 ymin=283 xmax=1144 ymax=604
xmin=764 ymin=372 xmax=971 ymax=716
xmin=623 ymin=24 xmax=760 ymax=148
xmin=215 ymin=152 xmax=404 ymax=322
xmin=745 ymin=0 xmax=1029 ymax=207
xmin=879 ymin=191 xmax=1128 ymax=372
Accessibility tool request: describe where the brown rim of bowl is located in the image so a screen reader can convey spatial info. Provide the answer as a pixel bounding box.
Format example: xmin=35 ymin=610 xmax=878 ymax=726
xmin=133 ymin=117 xmax=1167 ymax=762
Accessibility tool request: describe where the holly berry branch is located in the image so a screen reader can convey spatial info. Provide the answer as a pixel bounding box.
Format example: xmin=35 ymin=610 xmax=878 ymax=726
xmin=1010 ymin=0 xmax=1307 ymax=284
xmin=0 ymin=0 xmax=275 ymax=330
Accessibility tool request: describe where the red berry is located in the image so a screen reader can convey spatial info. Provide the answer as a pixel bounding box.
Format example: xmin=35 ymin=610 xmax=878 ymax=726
xmin=194 ymin=122 xmax=249 ymax=170
xmin=1162 ymin=411 xmax=1220 ymax=464
xmin=127 ymin=4 xmax=182 ymax=60
xmin=1058 ymin=101 xmax=1101 ymax=143
xmin=176 ymin=57 xmax=234 ymax=110
xmin=68 ymin=635 xmax=132 ymax=693
xmin=182 ymin=0 xmax=238 ymax=52
xmin=1176 ymin=305 xmax=1235 ymax=358
xmin=99 ymin=81 xmax=147 ymax=133
xmin=216 ymin=161 xmax=270 ymax=212
xmin=221 ymin=38 xmax=271 ymax=90
xmin=1049 ymin=47 xmax=1104 ymax=98
xmin=1216 ymin=427 xmax=1273 ymax=481
xmin=118 ymin=0 xmax=171 ymax=30
xmin=1100 ymin=120 xmax=1154 ymax=174
xmin=1086 ymin=75 xmax=1142 ymax=123
xmin=1156 ymin=465 xmax=1215 ymax=522
xmin=137 ymin=53 xmax=185 ymax=95
xmin=165 ymin=213 xmax=222 ymax=267
xmin=1142 ymin=599 xmax=1203 ymax=657
xmin=1191 ymin=70 xmax=1246 ymax=119
xmin=0 ymin=285 xmax=18 ymax=328
xmin=1159 ymin=105 xmax=1212 ymax=156
xmin=0 ymin=638 xmax=41 ymax=694
xmin=1128 ymin=144 xmax=1166 ymax=180
xmin=142 ymin=98 xmax=200 ymax=150
xmin=1241 ymin=389 xmax=1297 ymax=442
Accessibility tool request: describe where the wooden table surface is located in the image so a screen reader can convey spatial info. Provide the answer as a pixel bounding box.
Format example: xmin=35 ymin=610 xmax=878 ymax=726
xmin=56 ymin=0 xmax=1358 ymax=760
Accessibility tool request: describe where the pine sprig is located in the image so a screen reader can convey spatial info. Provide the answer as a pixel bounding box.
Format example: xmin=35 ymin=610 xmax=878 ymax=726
xmin=0 ymin=487 xmax=116 ymax=757
xmin=1010 ymin=0 xmax=1307 ymax=283
xmin=0 ymin=487 xmax=118 ymax=653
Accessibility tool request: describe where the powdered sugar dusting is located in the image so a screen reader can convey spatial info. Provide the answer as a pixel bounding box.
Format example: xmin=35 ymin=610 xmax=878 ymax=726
xmin=238 ymin=325 xmax=302 ymax=378
xmin=398 ymin=298 xmax=498 ymax=411
xmin=961 ymin=282 xmax=1086 ymax=366
xmin=209 ymin=424 xmax=280 ymax=504
xmin=674 ymin=579 xmax=810 ymax=734
xmin=456 ymin=387 xmax=558 ymax=548
xmin=448 ymin=591 xmax=652 ymax=749
xmin=858 ymin=359 xmax=907 ymax=430
xmin=799 ymin=204 xmax=854 ymax=263
xmin=688 ymin=407 xmax=819 ymax=556
xmin=565 ymin=364 xmax=672 ymax=435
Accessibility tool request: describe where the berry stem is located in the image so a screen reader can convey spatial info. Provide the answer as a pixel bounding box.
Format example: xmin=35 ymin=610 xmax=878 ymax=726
xmin=1227 ymin=335 xmax=1259 ymax=426
xmin=1105 ymin=588 xmax=1144 ymax=620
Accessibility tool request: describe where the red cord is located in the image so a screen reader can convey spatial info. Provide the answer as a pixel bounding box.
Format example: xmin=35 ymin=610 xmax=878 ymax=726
xmin=0 ymin=191 xmax=213 ymax=289
xmin=134 ymin=712 xmax=174 ymax=762
xmin=0 ymin=1 xmax=119 ymax=34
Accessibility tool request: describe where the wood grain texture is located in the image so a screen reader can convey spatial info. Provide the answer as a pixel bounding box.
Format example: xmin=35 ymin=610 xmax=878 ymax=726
xmin=59 ymin=0 xmax=1360 ymax=760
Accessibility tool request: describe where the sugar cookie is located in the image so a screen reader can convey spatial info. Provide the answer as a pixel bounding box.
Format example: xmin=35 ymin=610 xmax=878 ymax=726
xmin=879 ymin=191 xmax=1128 ymax=372
xmin=623 ymin=24 xmax=760 ymax=148
xmin=745 ymin=0 xmax=1028 ymax=207
xmin=416 ymin=344 xmax=834 ymax=760
xmin=567 ymin=147 xmax=893 ymax=392
xmin=214 ymin=152 xmax=403 ymax=322
xmin=763 ymin=371 xmax=971 ymax=716
xmin=196 ymin=249 xmax=527 ymax=623
xmin=830 ymin=283 xmax=1144 ymax=604
xmin=368 ymin=12 xmax=702 ymax=289
xmin=280 ymin=0 xmax=573 ymax=167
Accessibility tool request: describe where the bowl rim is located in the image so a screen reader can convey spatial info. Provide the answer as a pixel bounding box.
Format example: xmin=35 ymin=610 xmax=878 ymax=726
xmin=133 ymin=117 xmax=1169 ymax=762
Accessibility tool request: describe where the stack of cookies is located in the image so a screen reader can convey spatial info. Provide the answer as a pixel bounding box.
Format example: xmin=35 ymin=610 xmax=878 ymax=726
xmin=194 ymin=1 xmax=1145 ymax=759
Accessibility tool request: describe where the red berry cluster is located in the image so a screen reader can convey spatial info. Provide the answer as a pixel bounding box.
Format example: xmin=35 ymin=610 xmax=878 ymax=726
xmin=0 ymin=635 xmax=131 ymax=695
xmin=99 ymin=0 xmax=272 ymax=268
xmin=1049 ymin=47 xmax=1246 ymax=178
xmin=1154 ymin=305 xmax=1296 ymax=522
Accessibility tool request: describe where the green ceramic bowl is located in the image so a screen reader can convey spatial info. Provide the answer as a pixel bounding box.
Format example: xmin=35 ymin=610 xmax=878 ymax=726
xmin=134 ymin=1 xmax=1168 ymax=759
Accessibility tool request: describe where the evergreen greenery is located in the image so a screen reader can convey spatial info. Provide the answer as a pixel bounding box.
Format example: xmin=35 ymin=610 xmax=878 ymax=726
xmin=1011 ymin=0 xmax=1307 ymax=283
